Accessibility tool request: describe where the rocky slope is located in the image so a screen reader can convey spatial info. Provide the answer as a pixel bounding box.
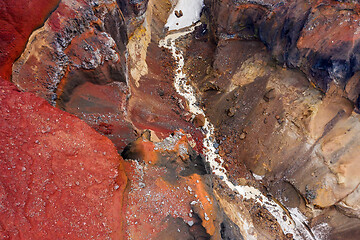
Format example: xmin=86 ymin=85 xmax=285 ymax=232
xmin=0 ymin=78 xmax=127 ymax=239
xmin=1 ymin=0 xmax=360 ymax=239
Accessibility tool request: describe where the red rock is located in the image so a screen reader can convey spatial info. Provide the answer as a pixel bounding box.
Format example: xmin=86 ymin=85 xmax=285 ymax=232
xmin=0 ymin=78 xmax=127 ymax=239
xmin=63 ymin=81 xmax=137 ymax=151
xmin=0 ymin=0 xmax=60 ymax=80
xmin=121 ymin=131 xmax=219 ymax=239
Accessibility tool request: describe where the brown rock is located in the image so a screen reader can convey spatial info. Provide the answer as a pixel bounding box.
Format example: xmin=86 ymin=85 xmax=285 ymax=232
xmin=239 ymin=132 xmax=246 ymax=140
xmin=219 ymin=149 xmax=225 ymax=157
xmin=227 ymin=107 xmax=236 ymax=117
xmin=201 ymin=81 xmax=221 ymax=92
xmin=263 ymin=88 xmax=275 ymax=102
xmin=193 ymin=114 xmax=206 ymax=128
xmin=175 ymin=10 xmax=183 ymax=18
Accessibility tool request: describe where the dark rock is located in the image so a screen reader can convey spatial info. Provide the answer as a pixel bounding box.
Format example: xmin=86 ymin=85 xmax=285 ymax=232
xmin=201 ymin=81 xmax=221 ymax=92
xmin=175 ymin=10 xmax=183 ymax=18
xmin=263 ymin=88 xmax=275 ymax=102
xmin=158 ymin=88 xmax=165 ymax=96
xmin=227 ymin=107 xmax=236 ymax=117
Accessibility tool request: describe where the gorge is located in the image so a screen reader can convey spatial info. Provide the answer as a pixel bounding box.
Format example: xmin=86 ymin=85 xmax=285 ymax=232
xmin=1 ymin=0 xmax=360 ymax=239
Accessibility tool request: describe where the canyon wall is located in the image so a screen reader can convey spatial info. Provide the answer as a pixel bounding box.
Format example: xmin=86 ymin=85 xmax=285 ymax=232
xmin=182 ymin=0 xmax=360 ymax=238
xmin=207 ymin=0 xmax=360 ymax=110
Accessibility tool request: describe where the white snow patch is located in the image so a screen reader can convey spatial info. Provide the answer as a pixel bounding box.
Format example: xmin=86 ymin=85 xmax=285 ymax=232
xmin=252 ymin=173 xmax=264 ymax=180
xmin=312 ymin=222 xmax=331 ymax=240
xmin=165 ymin=0 xmax=204 ymax=31
xmin=289 ymin=208 xmax=316 ymax=239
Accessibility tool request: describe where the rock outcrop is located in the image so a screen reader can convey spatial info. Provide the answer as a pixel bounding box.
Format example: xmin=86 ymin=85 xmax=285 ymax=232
xmin=121 ymin=130 xmax=223 ymax=239
xmin=12 ymin=0 xmax=128 ymax=105
xmin=207 ymin=0 xmax=360 ymax=110
xmin=0 ymin=0 xmax=60 ymax=81
xmin=11 ymin=0 xmax=202 ymax=152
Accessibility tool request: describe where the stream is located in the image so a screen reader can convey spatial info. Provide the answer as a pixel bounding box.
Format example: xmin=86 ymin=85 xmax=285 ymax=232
xmin=158 ymin=0 xmax=317 ymax=239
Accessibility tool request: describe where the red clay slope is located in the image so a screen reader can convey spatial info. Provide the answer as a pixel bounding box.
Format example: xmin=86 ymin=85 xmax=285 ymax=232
xmin=0 ymin=78 xmax=127 ymax=239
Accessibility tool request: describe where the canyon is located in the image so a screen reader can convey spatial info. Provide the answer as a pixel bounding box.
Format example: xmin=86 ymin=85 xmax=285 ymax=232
xmin=1 ymin=0 xmax=360 ymax=239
